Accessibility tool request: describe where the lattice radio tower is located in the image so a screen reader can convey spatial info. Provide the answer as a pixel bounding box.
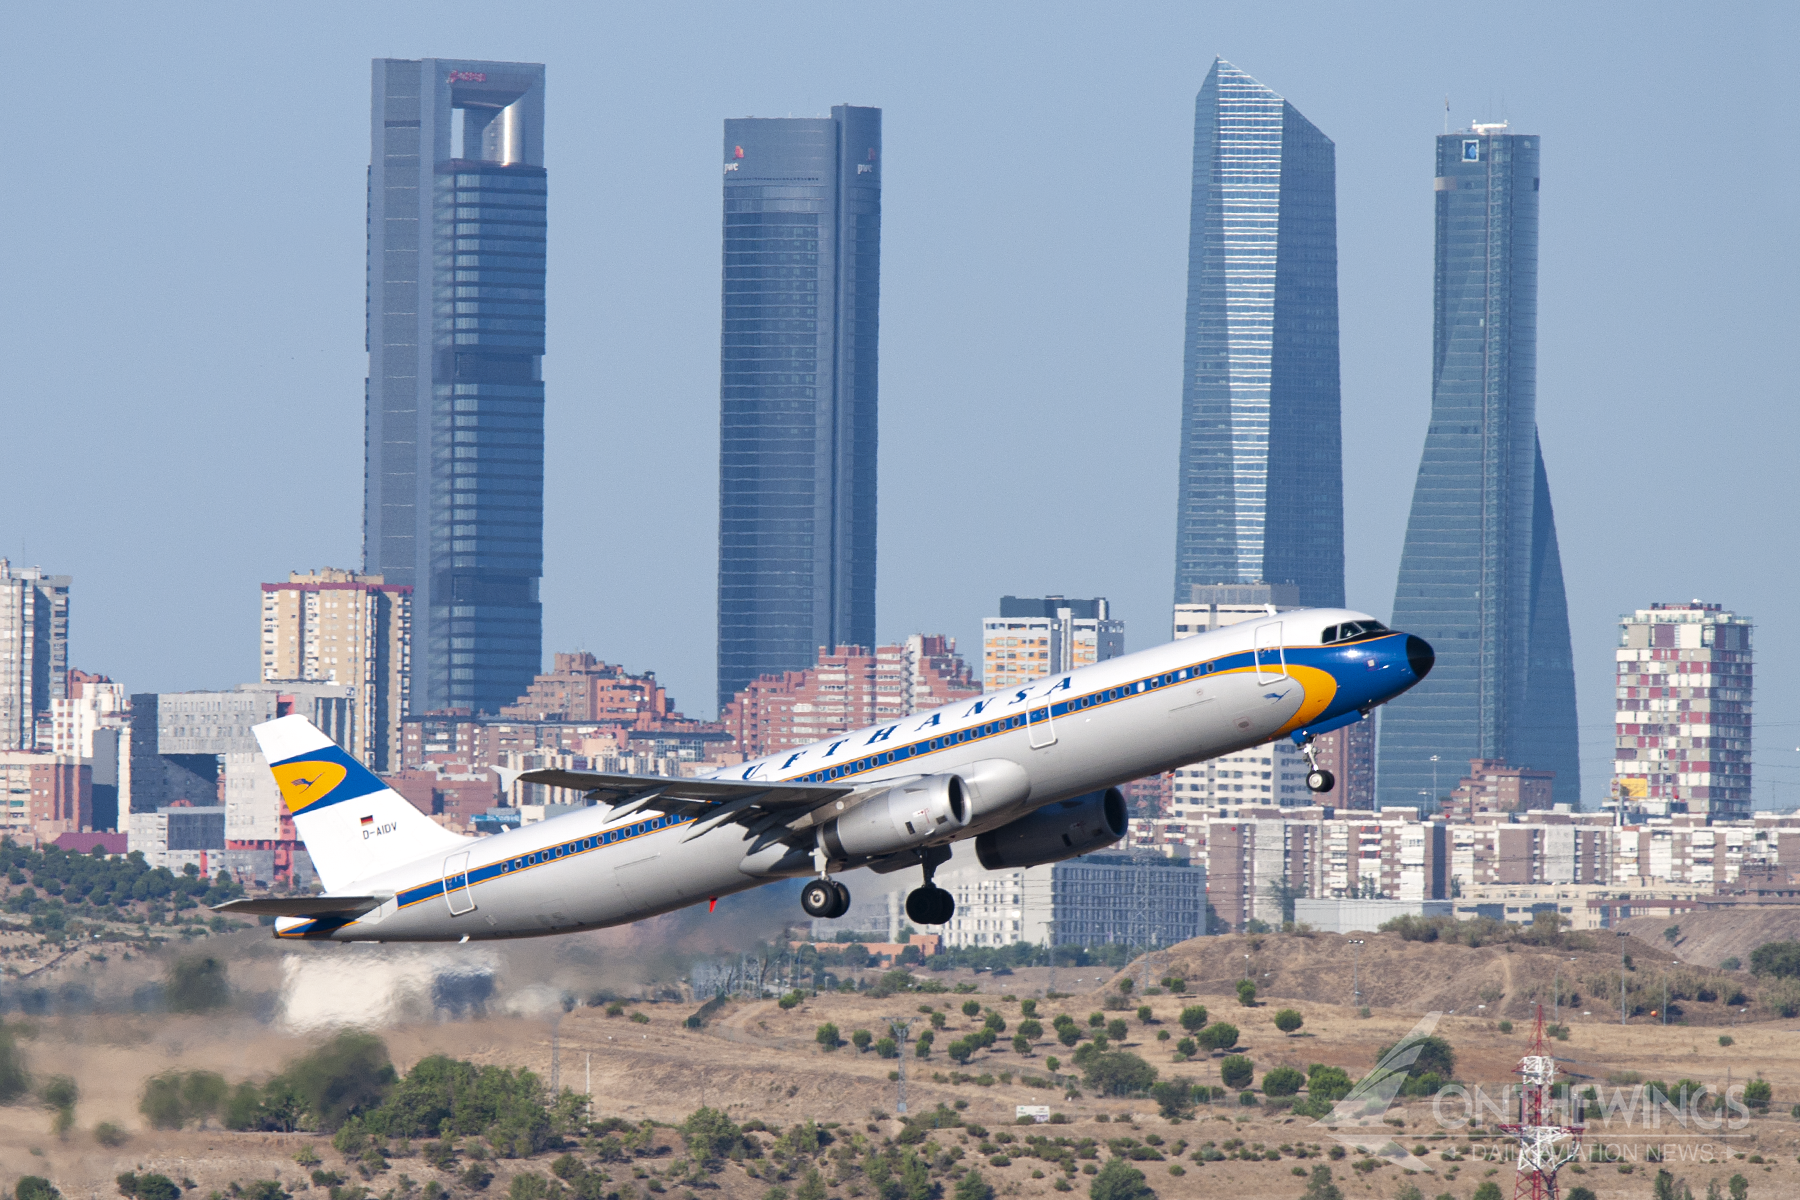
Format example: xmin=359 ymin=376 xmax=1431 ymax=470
xmin=1499 ymin=1003 xmax=1584 ymax=1200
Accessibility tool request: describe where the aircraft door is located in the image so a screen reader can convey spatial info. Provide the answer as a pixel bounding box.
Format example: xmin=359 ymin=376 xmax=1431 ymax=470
xmin=442 ymin=850 xmax=476 ymax=916
xmin=1027 ymin=685 xmax=1060 ymax=749
xmin=1254 ymin=622 xmax=1287 ymax=683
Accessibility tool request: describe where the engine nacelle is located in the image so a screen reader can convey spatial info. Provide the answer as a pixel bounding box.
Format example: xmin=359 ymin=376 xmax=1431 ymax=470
xmin=974 ymin=788 xmax=1127 ymax=871
xmin=820 ymin=774 xmax=972 ymax=861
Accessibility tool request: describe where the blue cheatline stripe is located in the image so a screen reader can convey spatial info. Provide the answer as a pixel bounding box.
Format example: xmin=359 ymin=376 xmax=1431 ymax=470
xmin=279 ymin=636 xmax=1399 ymax=938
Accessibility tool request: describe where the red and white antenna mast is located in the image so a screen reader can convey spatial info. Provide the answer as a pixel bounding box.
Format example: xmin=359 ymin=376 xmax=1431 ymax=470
xmin=1499 ymin=1003 xmax=1585 ymax=1200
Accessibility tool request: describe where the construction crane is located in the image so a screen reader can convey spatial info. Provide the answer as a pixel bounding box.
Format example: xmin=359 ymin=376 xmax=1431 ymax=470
xmin=1499 ymin=1004 xmax=1585 ymax=1200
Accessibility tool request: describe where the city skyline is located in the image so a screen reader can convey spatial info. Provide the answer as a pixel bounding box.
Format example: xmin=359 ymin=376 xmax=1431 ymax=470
xmin=364 ymin=58 xmax=548 ymax=716
xmin=716 ymin=107 xmax=882 ymax=709
xmin=7 ymin=6 xmax=1794 ymax=812
xmin=1378 ymin=125 xmax=1582 ymax=810
xmin=1173 ymin=58 xmax=1345 ymax=609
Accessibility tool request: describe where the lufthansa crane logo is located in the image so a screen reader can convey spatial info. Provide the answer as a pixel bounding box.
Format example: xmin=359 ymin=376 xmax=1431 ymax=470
xmin=272 ymin=761 xmax=348 ymax=813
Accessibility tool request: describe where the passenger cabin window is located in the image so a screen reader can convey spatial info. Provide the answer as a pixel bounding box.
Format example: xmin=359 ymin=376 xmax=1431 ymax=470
xmin=1321 ymin=620 xmax=1389 ymax=644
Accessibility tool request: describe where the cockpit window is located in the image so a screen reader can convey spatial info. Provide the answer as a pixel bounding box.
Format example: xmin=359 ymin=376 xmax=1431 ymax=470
xmin=1322 ymin=620 xmax=1389 ymax=644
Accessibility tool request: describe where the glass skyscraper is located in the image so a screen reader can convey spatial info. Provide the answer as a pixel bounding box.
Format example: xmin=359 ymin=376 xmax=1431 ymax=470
xmin=717 ymin=106 xmax=881 ymax=710
xmin=1379 ymin=125 xmax=1580 ymax=809
xmin=1173 ymin=60 xmax=1344 ymax=608
xmin=364 ymin=59 xmax=545 ymax=714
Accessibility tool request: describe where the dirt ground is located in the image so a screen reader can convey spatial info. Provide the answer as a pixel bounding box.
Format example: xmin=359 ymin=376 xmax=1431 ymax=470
xmin=5 ymin=930 xmax=1800 ymax=1200
xmin=1619 ymin=909 xmax=1800 ymax=972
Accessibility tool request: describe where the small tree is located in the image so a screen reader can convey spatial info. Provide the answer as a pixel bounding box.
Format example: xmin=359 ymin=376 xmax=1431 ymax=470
xmin=1273 ymin=1008 xmax=1303 ymax=1034
xmin=1178 ymin=1005 xmax=1209 ymax=1034
xmin=1260 ymin=1066 xmax=1304 ymax=1097
xmin=1087 ymin=1158 xmax=1153 ymax=1200
xmin=1105 ymin=1019 xmax=1128 ymax=1043
xmin=954 ymin=1169 xmax=992 ymax=1200
xmin=15 ymin=1179 xmax=60 ymax=1200
xmin=1235 ymin=980 xmax=1256 ymax=1007
xmin=1196 ymin=1023 xmax=1239 ymax=1052
xmin=947 ymin=1038 xmax=974 ymax=1065
xmin=795 ymin=1169 xmax=828 ymax=1200
xmin=1116 ymin=978 xmax=1133 ymax=996
xmin=1743 ymin=1079 xmax=1771 ymax=1111
xmin=1149 ymin=1080 xmax=1194 ymax=1120
xmin=851 ymin=1029 xmax=873 ymax=1053
xmin=1219 ymin=1055 xmax=1253 ymax=1090
xmin=681 ymin=1106 xmax=746 ymax=1168
xmin=1728 ymin=1173 xmax=1749 ymax=1200
xmin=1471 ymin=1183 xmax=1504 ymax=1200
xmin=962 ymin=999 xmax=982 ymax=1017
xmin=1136 ymin=1005 xmax=1152 ymax=1024
xmin=40 ymin=1075 xmax=77 ymax=1139
xmin=815 ymin=1023 xmax=841 ymax=1051
xmin=165 ymin=955 xmax=230 ymax=1012
xmin=1664 ymin=925 xmax=1681 ymax=945
xmin=1298 ymin=1166 xmax=1341 ymax=1200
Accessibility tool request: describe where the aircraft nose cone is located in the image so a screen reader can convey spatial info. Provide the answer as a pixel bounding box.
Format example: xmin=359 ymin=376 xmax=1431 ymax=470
xmin=1405 ymin=635 xmax=1435 ymax=681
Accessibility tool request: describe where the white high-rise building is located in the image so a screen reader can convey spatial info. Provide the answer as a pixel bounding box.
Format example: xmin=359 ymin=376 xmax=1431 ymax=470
xmin=1612 ymin=602 xmax=1753 ymax=820
xmin=982 ymin=596 xmax=1123 ymax=690
xmin=0 ymin=561 xmax=71 ymax=751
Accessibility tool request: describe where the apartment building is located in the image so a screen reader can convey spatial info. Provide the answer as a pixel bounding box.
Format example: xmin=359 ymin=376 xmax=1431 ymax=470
xmin=982 ymin=596 xmax=1123 ymax=691
xmin=937 ymin=847 xmax=1206 ymax=948
xmin=0 ymin=561 xmax=70 ymax=751
xmin=1441 ymin=758 xmax=1556 ymax=822
xmin=261 ymin=568 xmax=412 ymax=772
xmin=0 ymin=751 xmax=91 ymax=842
xmin=721 ymin=637 xmax=981 ymax=759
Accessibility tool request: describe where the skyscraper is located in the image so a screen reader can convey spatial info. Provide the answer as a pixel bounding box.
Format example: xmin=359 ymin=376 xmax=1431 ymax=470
xmin=365 ymin=59 xmax=545 ymax=714
xmin=717 ymin=106 xmax=881 ymax=710
xmin=0 ymin=560 xmax=70 ymax=750
xmin=1173 ymin=60 xmax=1344 ymax=608
xmin=1379 ymin=124 xmax=1580 ymax=809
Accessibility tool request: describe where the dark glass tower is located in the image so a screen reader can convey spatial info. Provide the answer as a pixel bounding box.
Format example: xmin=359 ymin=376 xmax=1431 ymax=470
xmin=717 ymin=106 xmax=881 ymax=710
xmin=1173 ymin=60 xmax=1344 ymax=608
xmin=365 ymin=59 xmax=545 ymax=714
xmin=1379 ymin=126 xmax=1580 ymax=808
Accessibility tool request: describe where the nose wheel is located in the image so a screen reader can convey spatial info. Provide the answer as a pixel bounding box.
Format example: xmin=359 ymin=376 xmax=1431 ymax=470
xmin=1298 ymin=736 xmax=1336 ymax=794
xmin=801 ymin=878 xmax=851 ymax=919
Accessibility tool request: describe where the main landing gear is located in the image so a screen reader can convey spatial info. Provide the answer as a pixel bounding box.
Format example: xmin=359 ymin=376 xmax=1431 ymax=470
xmin=904 ymin=859 xmax=956 ymax=926
xmin=801 ymin=877 xmax=851 ymax=919
xmin=1299 ymin=737 xmax=1335 ymax=794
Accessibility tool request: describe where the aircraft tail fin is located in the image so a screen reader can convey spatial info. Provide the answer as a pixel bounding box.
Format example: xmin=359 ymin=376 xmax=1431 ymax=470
xmin=253 ymin=715 xmax=467 ymax=893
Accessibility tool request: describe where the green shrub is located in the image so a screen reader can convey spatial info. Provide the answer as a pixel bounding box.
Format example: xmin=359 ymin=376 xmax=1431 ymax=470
xmin=1149 ymin=1080 xmax=1194 ymax=1120
xmin=1235 ymin=980 xmax=1256 ymax=1007
xmin=1750 ymin=941 xmax=1800 ymax=978
xmin=165 ymin=954 xmax=230 ymax=1012
xmin=815 ymin=1023 xmax=840 ymax=1050
xmin=1261 ymin=1066 xmax=1304 ymax=1097
xmin=962 ymin=999 xmax=982 ymax=1017
xmin=851 ymin=1029 xmax=873 ymax=1052
xmin=778 ymin=991 xmax=803 ymax=1009
xmin=1136 ymin=1005 xmax=1152 ymax=1024
xmin=1219 ymin=1056 xmax=1253 ymax=1090
xmin=1497 ymin=1019 xmax=1513 ymax=1034
xmin=1106 ymin=1019 xmax=1128 ymax=1042
xmin=1743 ymin=1079 xmax=1771 ymax=1110
xmin=1273 ymin=1009 xmax=1303 ymax=1034
xmin=681 ymin=1107 xmax=747 ymax=1168
xmin=1087 ymin=1157 xmax=1153 ymax=1200
xmin=1081 ymin=1051 xmax=1158 ymax=1097
xmin=94 ymin=1120 xmax=129 ymax=1147
xmin=0 ymin=1024 xmax=32 ymax=1104
xmin=1196 ymin=1023 xmax=1238 ymax=1051
xmin=1307 ymin=1064 xmax=1354 ymax=1103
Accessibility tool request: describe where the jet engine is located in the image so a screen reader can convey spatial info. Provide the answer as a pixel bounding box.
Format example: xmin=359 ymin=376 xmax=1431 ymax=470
xmin=819 ymin=774 xmax=972 ymax=861
xmin=973 ymin=788 xmax=1127 ymax=870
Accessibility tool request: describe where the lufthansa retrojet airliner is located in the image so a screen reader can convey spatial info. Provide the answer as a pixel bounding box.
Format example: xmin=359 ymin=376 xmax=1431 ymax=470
xmin=215 ymin=612 xmax=1432 ymax=941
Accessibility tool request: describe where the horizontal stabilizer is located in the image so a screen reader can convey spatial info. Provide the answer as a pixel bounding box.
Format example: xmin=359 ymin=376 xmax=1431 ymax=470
xmin=211 ymin=895 xmax=381 ymax=918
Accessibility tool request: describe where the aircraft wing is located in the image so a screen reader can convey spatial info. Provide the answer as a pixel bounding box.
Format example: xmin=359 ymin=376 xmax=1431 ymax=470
xmin=211 ymin=895 xmax=383 ymax=917
xmin=515 ymin=768 xmax=863 ymax=839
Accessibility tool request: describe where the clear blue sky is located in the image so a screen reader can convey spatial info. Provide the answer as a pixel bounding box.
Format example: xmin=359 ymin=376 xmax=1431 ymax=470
xmin=4 ymin=2 xmax=1795 ymax=808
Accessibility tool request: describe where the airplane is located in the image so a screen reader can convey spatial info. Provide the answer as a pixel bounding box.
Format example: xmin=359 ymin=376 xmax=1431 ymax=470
xmin=213 ymin=609 xmax=1433 ymax=941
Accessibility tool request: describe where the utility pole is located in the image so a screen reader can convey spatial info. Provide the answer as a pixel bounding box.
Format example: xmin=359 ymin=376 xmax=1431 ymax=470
xmin=1348 ymin=939 xmax=1365 ymax=1009
xmin=1618 ymin=931 xmax=1632 ymax=1024
xmin=889 ymin=1017 xmax=915 ymax=1115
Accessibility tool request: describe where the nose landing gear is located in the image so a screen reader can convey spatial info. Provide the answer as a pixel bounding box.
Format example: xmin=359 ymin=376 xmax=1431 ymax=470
xmin=1299 ymin=737 xmax=1336 ymax=794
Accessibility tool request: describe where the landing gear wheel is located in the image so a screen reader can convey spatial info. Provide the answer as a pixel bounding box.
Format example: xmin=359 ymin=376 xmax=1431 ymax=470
xmin=1306 ymin=769 xmax=1336 ymax=794
xmin=829 ymin=879 xmax=852 ymax=919
xmin=801 ymin=879 xmax=837 ymax=918
xmin=906 ymin=885 xmax=956 ymax=926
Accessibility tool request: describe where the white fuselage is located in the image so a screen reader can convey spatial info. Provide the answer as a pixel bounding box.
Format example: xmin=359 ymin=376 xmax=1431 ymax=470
xmin=282 ymin=608 xmax=1407 ymax=941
